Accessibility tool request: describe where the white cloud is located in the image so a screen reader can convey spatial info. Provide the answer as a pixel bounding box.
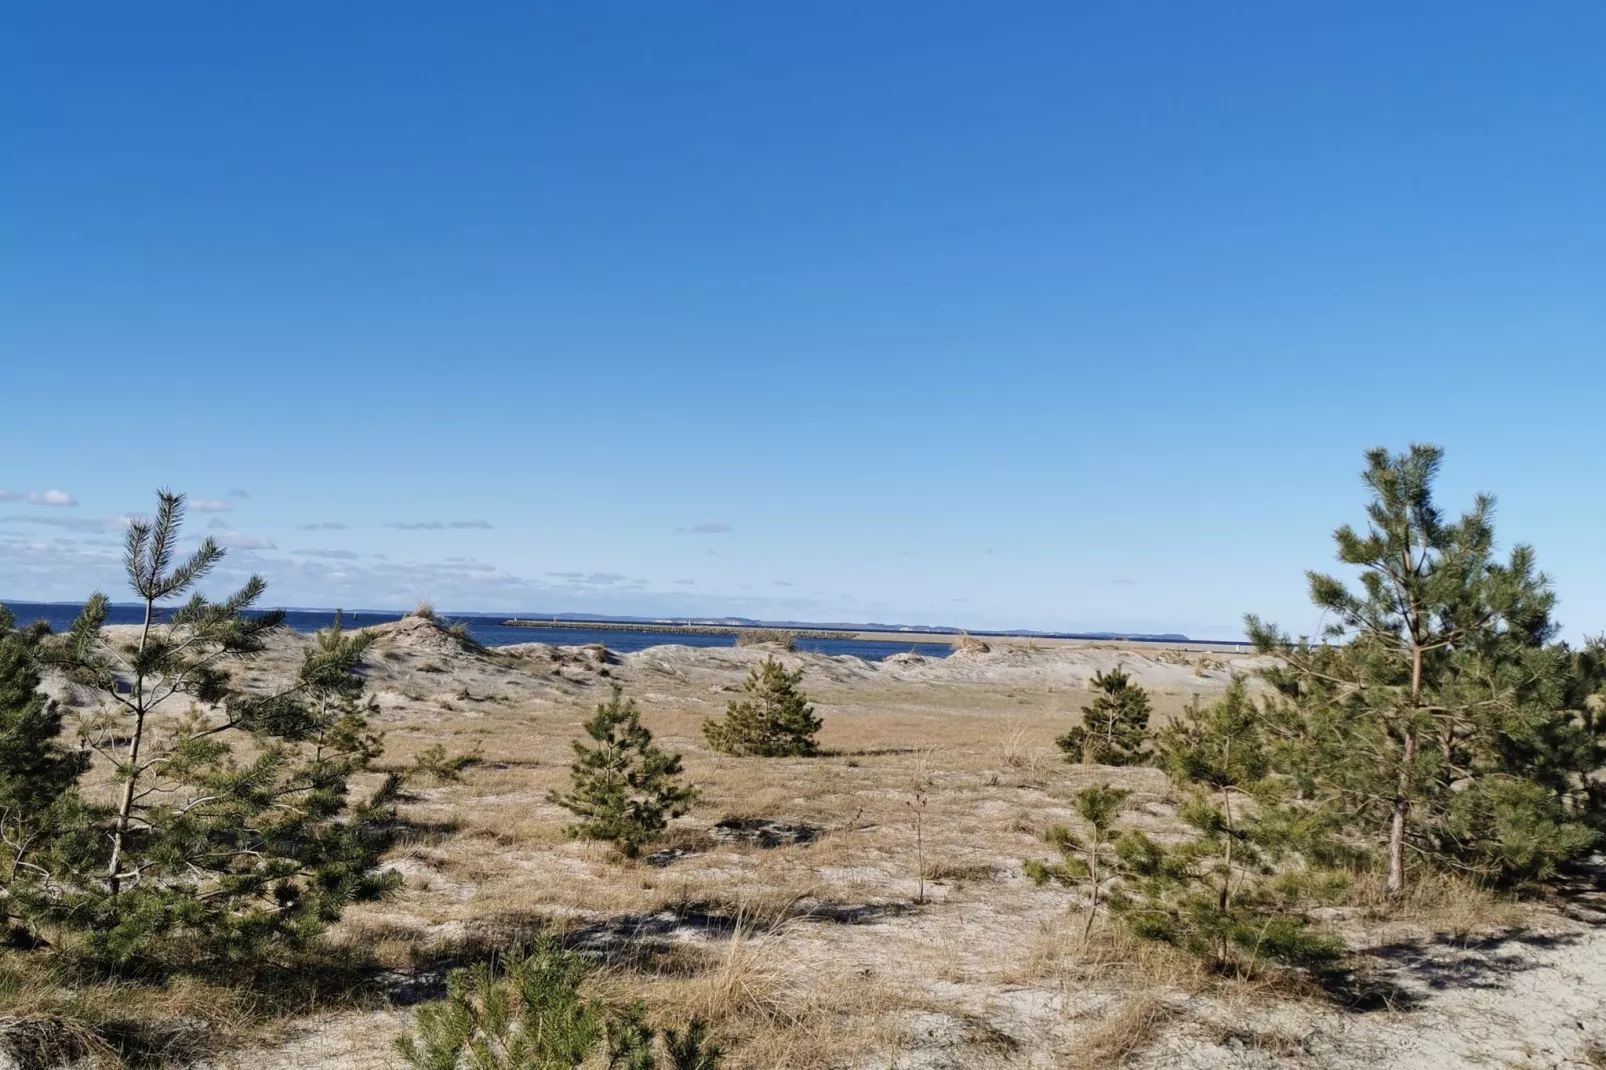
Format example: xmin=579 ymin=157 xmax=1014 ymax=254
xmin=190 ymin=498 xmax=232 ymax=513
xmin=294 ymin=548 xmax=360 ymax=560
xmin=26 ymin=490 xmax=77 ymax=507
xmin=0 ymin=514 xmax=126 ymax=533
xmin=213 ymin=531 xmax=275 ymax=550
xmin=0 ymin=491 xmax=19 ymax=502
xmin=296 ymin=521 xmax=348 ymax=530
xmin=387 ymin=520 xmax=493 ymax=530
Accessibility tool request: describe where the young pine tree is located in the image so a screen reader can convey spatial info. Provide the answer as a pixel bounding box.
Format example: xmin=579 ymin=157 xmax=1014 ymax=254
xmin=396 ymin=936 xmax=722 ymax=1070
xmin=702 ymin=657 xmax=822 ymax=757
xmin=1109 ymin=679 xmax=1342 ymax=973
xmin=40 ymin=491 xmax=400 ymax=961
xmin=1055 ymin=667 xmax=1152 ymax=765
xmin=1248 ymin=445 xmax=1593 ymax=896
xmin=1024 ymin=783 xmax=1131 ymax=938
xmin=552 ymin=684 xmax=696 ymax=857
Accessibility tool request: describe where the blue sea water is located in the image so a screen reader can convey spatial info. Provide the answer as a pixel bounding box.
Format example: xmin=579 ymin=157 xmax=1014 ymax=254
xmin=0 ymin=602 xmax=952 ymax=662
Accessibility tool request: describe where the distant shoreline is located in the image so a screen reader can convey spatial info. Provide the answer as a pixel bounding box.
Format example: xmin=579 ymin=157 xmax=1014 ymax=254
xmin=498 ymin=618 xmax=1252 ymax=652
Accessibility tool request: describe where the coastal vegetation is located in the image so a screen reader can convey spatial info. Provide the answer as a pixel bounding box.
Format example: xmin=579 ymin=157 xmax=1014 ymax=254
xmin=1 ymin=492 xmax=400 ymax=964
xmin=551 ymin=683 xmax=698 ymax=857
xmin=0 ymin=445 xmax=1603 ymax=1066
xmin=396 ymin=937 xmax=722 ymax=1070
xmin=702 ymin=658 xmax=822 ymax=757
xmin=1055 ymin=666 xmax=1153 ymax=765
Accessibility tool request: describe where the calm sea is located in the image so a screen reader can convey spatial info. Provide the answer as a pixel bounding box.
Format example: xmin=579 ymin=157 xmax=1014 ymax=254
xmin=0 ymin=602 xmax=952 ymax=662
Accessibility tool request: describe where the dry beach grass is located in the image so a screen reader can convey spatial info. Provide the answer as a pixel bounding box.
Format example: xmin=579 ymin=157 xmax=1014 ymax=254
xmin=27 ymin=615 xmax=1606 ymax=1069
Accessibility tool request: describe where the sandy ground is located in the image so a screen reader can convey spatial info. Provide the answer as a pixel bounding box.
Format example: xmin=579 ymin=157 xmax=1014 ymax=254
xmin=50 ymin=618 xmax=1606 ymax=1070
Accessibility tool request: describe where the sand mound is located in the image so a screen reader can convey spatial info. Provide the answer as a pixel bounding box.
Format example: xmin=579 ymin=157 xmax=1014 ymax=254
xmin=364 ymin=615 xmax=483 ymax=657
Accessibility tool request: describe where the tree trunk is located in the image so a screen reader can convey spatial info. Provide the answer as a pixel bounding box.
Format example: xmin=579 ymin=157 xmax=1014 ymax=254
xmin=106 ymin=598 xmax=154 ymax=896
xmin=1219 ymin=781 xmax=1234 ymax=914
xmin=1386 ymin=728 xmax=1416 ymax=897
xmin=1387 ymin=645 xmax=1426 ymax=899
xmin=1083 ymin=837 xmax=1101 ymax=940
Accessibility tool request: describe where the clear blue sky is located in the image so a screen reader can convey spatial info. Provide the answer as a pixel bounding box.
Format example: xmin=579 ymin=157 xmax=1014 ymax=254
xmin=4 ymin=4 xmax=1604 ymax=638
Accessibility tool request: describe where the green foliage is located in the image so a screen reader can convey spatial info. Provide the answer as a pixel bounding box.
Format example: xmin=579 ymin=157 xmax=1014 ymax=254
xmin=1248 ymin=445 xmax=1597 ymax=894
xmin=663 ymin=1019 xmax=724 ymax=1070
xmin=0 ymin=606 xmax=84 ymax=816
xmin=396 ymin=939 xmax=601 ymax=1070
xmin=1023 ymin=783 xmax=1130 ymax=937
xmin=0 ymin=607 xmax=91 ymax=939
xmin=1056 ymin=667 xmax=1152 ymax=765
xmin=10 ymin=491 xmax=400 ymax=962
xmin=702 ymin=658 xmax=821 ymax=757
xmin=1154 ymin=678 xmax=1268 ymax=791
xmin=410 ymin=742 xmax=485 ymax=784
xmin=1112 ymin=681 xmax=1343 ymax=973
xmin=395 ymin=937 xmax=721 ymax=1070
xmin=551 ymin=685 xmax=696 ymax=857
xmin=1439 ymin=776 xmax=1596 ymax=883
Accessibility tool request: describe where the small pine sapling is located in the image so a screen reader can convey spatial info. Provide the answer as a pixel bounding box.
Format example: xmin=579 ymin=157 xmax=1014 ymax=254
xmin=702 ymin=657 xmax=822 ymax=757
xmin=409 ymin=742 xmax=485 ymax=784
xmin=396 ymin=938 xmax=602 ymax=1070
xmin=32 ymin=492 xmax=400 ymax=962
xmin=1024 ymin=783 xmax=1131 ymax=937
xmin=552 ymin=684 xmax=697 ymax=857
xmin=395 ymin=936 xmax=722 ymax=1070
xmin=1056 ymin=668 xmax=1152 ymax=766
xmin=1109 ymin=679 xmax=1341 ymax=974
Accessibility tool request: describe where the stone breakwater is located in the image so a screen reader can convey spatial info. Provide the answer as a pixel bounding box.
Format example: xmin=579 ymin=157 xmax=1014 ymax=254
xmin=498 ymin=619 xmax=846 ymax=640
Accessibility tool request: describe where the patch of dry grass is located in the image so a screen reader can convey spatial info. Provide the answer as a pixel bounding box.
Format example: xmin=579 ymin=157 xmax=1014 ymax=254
xmin=0 ymin=946 xmax=388 ymax=1069
xmin=1349 ymin=869 xmax=1528 ymax=936
xmin=735 ymin=629 xmax=796 ymax=651
xmin=951 ymin=633 xmax=990 ymax=654
xmin=1063 ymin=990 xmax=1179 ymax=1070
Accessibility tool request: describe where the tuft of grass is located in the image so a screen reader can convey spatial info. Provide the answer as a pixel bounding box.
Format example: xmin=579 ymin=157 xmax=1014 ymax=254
xmin=921 ymin=860 xmax=1001 ymax=883
xmin=1064 ymin=991 xmax=1177 ymax=1070
xmin=993 ymin=720 xmax=1031 ymax=768
xmin=409 ymin=600 xmax=436 ymax=621
xmin=446 ymin=620 xmax=489 ymax=654
xmin=951 ymin=633 xmax=990 ymax=654
xmin=1348 ymin=869 xmax=1526 ymax=935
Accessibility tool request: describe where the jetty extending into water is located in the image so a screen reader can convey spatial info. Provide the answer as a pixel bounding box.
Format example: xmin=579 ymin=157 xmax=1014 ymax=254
xmin=498 ymin=619 xmax=845 ymax=640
